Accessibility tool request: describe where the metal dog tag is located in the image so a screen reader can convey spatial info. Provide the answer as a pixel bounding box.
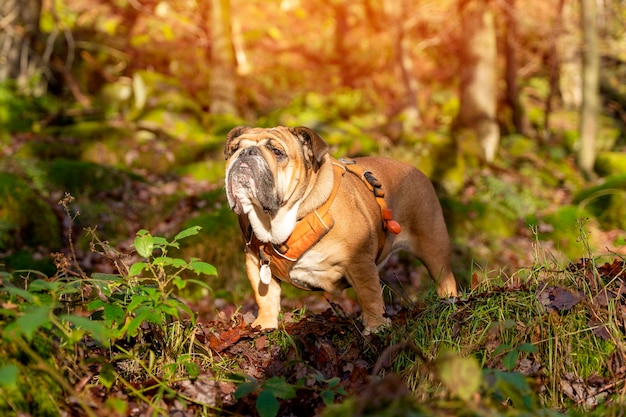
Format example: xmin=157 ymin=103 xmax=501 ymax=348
xmin=260 ymin=263 xmax=272 ymax=285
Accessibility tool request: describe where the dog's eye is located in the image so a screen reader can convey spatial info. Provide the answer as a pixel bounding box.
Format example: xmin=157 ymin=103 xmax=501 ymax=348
xmin=270 ymin=146 xmax=285 ymax=159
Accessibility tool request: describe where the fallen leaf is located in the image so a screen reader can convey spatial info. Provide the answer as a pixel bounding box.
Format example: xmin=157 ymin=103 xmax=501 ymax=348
xmin=592 ymin=289 xmax=616 ymax=307
xmin=179 ymin=377 xmax=220 ymax=407
xmin=588 ymin=318 xmax=611 ymax=340
xmin=517 ymin=358 xmax=541 ymax=376
xmin=255 ymin=335 xmax=268 ymax=350
xmin=471 ymin=272 xmax=480 ymax=290
xmin=597 ymin=260 xmax=626 ymax=280
xmin=537 ymin=285 xmax=582 ymax=312
xmin=207 ymin=320 xmax=251 ymax=352
xmin=560 ymin=372 xmax=601 ymax=407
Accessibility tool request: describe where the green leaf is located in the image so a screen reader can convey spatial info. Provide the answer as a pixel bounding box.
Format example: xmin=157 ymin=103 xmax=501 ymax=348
xmin=326 ymin=377 xmax=341 ymax=389
xmin=0 ymin=308 xmax=17 ymax=319
xmin=256 ymin=390 xmax=279 ymax=417
xmin=235 ymin=380 xmax=260 ymax=399
xmin=99 ymin=363 xmax=116 ymax=389
xmin=62 ymin=314 xmax=110 ymax=345
xmin=503 ymin=350 xmax=519 ymax=371
xmin=175 ymin=301 xmax=195 ymax=324
xmin=263 ymin=376 xmax=296 ymax=400
xmin=188 ymin=261 xmax=217 ymax=276
xmin=128 ymin=262 xmax=148 ymax=277
xmin=126 ymin=296 xmax=149 ymax=312
xmin=0 ymin=364 xmax=19 ymax=388
xmin=125 ymin=307 xmax=157 ymax=336
xmin=1 ymin=286 xmax=36 ymax=303
xmin=184 ymin=278 xmax=213 ymax=292
xmin=152 ymin=236 xmax=170 ymax=248
xmin=5 ymin=306 xmax=51 ymax=340
xmin=28 ymin=279 xmax=61 ymax=292
xmin=493 ymin=343 xmax=512 ymax=356
xmin=140 ymin=286 xmax=159 ymax=302
xmin=518 ymin=343 xmax=538 ymax=353
xmin=103 ymin=304 xmax=125 ymax=324
xmin=173 ymin=276 xmax=187 ymax=290
xmin=184 ymin=361 xmax=200 ymax=379
xmin=158 ymin=302 xmax=179 ymax=318
xmin=104 ymin=397 xmax=127 ymax=414
xmin=152 ymin=257 xmax=187 ymax=268
xmin=134 ymin=234 xmax=154 ymax=258
xmin=174 ymin=226 xmax=202 ymax=241
xmin=321 ymin=390 xmax=335 ymax=405
xmin=88 ymin=299 xmax=107 ymax=311
xmin=90 ymin=273 xmax=122 ymax=281
xmin=437 ymin=352 xmax=482 ymax=402
xmin=487 ymin=370 xmax=536 ymax=410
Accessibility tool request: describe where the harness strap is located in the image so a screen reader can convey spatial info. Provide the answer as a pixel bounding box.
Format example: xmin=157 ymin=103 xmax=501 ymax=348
xmin=240 ymin=162 xmax=345 ymax=288
xmin=239 ymin=158 xmax=402 ymax=286
xmin=339 ymin=158 xmax=402 ymax=235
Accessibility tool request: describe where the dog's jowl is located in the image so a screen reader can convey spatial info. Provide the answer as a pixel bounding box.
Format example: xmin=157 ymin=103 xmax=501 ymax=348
xmin=225 ymin=126 xmax=458 ymax=333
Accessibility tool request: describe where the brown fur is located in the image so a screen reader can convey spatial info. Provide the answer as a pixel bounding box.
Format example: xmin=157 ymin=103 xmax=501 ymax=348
xmin=225 ymin=126 xmax=458 ymax=333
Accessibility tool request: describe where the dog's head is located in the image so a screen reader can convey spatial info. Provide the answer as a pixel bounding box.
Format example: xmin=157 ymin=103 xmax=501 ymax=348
xmin=224 ymin=126 xmax=329 ymax=217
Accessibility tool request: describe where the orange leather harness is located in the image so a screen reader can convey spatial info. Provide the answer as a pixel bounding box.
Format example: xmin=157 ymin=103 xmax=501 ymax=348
xmin=239 ymin=158 xmax=401 ymax=288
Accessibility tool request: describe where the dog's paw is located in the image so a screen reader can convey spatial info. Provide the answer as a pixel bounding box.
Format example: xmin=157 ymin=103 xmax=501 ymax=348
xmin=440 ymin=296 xmax=458 ymax=305
xmin=251 ymin=316 xmax=279 ymax=330
xmin=362 ymin=317 xmax=391 ymax=336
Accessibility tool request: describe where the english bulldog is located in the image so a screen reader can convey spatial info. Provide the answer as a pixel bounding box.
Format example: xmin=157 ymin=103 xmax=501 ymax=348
xmin=225 ymin=126 xmax=457 ymax=333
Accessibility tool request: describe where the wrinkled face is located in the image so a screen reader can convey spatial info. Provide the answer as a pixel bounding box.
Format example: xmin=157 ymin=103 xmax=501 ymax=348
xmin=224 ymin=126 xmax=329 ymax=217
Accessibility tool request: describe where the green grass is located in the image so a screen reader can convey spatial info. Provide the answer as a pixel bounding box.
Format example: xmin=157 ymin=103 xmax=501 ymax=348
xmin=1 ymin=200 xmax=625 ymax=416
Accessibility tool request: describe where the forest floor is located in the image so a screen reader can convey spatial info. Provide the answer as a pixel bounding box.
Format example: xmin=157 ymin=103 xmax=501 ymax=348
xmin=45 ymin=169 xmax=626 ymax=416
xmin=2 ymin=138 xmax=626 ymax=416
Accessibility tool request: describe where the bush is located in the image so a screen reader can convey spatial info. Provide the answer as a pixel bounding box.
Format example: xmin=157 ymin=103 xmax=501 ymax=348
xmin=0 ymin=197 xmax=217 ymax=415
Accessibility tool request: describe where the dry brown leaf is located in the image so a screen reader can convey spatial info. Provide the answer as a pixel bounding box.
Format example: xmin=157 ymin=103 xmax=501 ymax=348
xmin=179 ymin=377 xmax=220 ymax=407
xmin=537 ymin=285 xmax=582 ymax=312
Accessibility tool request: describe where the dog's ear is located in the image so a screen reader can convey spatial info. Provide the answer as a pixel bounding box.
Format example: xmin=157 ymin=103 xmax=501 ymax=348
xmin=224 ymin=126 xmax=250 ymax=159
xmin=289 ymin=126 xmax=329 ymax=169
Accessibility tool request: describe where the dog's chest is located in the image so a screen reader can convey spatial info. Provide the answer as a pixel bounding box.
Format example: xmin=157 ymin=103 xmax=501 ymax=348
xmin=287 ymin=248 xmax=349 ymax=293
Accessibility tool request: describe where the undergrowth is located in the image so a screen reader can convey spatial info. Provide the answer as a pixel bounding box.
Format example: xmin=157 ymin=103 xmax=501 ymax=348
xmin=361 ymin=221 xmax=626 ymax=416
xmin=0 ymin=194 xmax=218 ymax=416
xmin=1 ymin=196 xmax=625 ymax=416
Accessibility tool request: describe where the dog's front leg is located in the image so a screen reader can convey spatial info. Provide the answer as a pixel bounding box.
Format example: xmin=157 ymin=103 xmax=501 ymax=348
xmin=245 ymin=251 xmax=281 ymax=329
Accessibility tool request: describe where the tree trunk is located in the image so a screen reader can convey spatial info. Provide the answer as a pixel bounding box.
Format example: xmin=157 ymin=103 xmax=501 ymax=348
xmin=0 ymin=0 xmax=43 ymax=90
xmin=544 ymin=0 xmax=565 ymax=140
xmin=455 ymin=0 xmax=500 ymax=163
xmin=578 ymin=0 xmax=599 ymax=175
xmin=385 ymin=0 xmax=421 ymax=131
xmin=559 ymin=1 xmax=582 ymax=109
xmin=503 ymin=0 xmax=529 ymax=137
xmin=209 ymin=0 xmax=238 ymax=115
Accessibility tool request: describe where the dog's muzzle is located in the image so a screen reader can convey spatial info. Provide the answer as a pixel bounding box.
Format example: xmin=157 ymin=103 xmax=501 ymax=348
xmin=226 ymin=152 xmax=279 ymax=215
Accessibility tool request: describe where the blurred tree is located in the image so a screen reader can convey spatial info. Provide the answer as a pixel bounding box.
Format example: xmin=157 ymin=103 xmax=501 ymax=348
xmin=386 ymin=0 xmax=422 ymax=131
xmin=455 ymin=0 xmax=500 ymax=163
xmin=0 ymin=0 xmax=44 ymax=92
xmin=544 ymin=0 xmax=566 ymax=139
xmin=558 ymin=1 xmax=583 ymax=110
xmin=503 ymin=0 xmax=528 ymax=136
xmin=209 ymin=0 xmax=238 ymax=115
xmin=332 ymin=1 xmax=352 ymax=87
xmin=578 ymin=0 xmax=599 ymax=175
